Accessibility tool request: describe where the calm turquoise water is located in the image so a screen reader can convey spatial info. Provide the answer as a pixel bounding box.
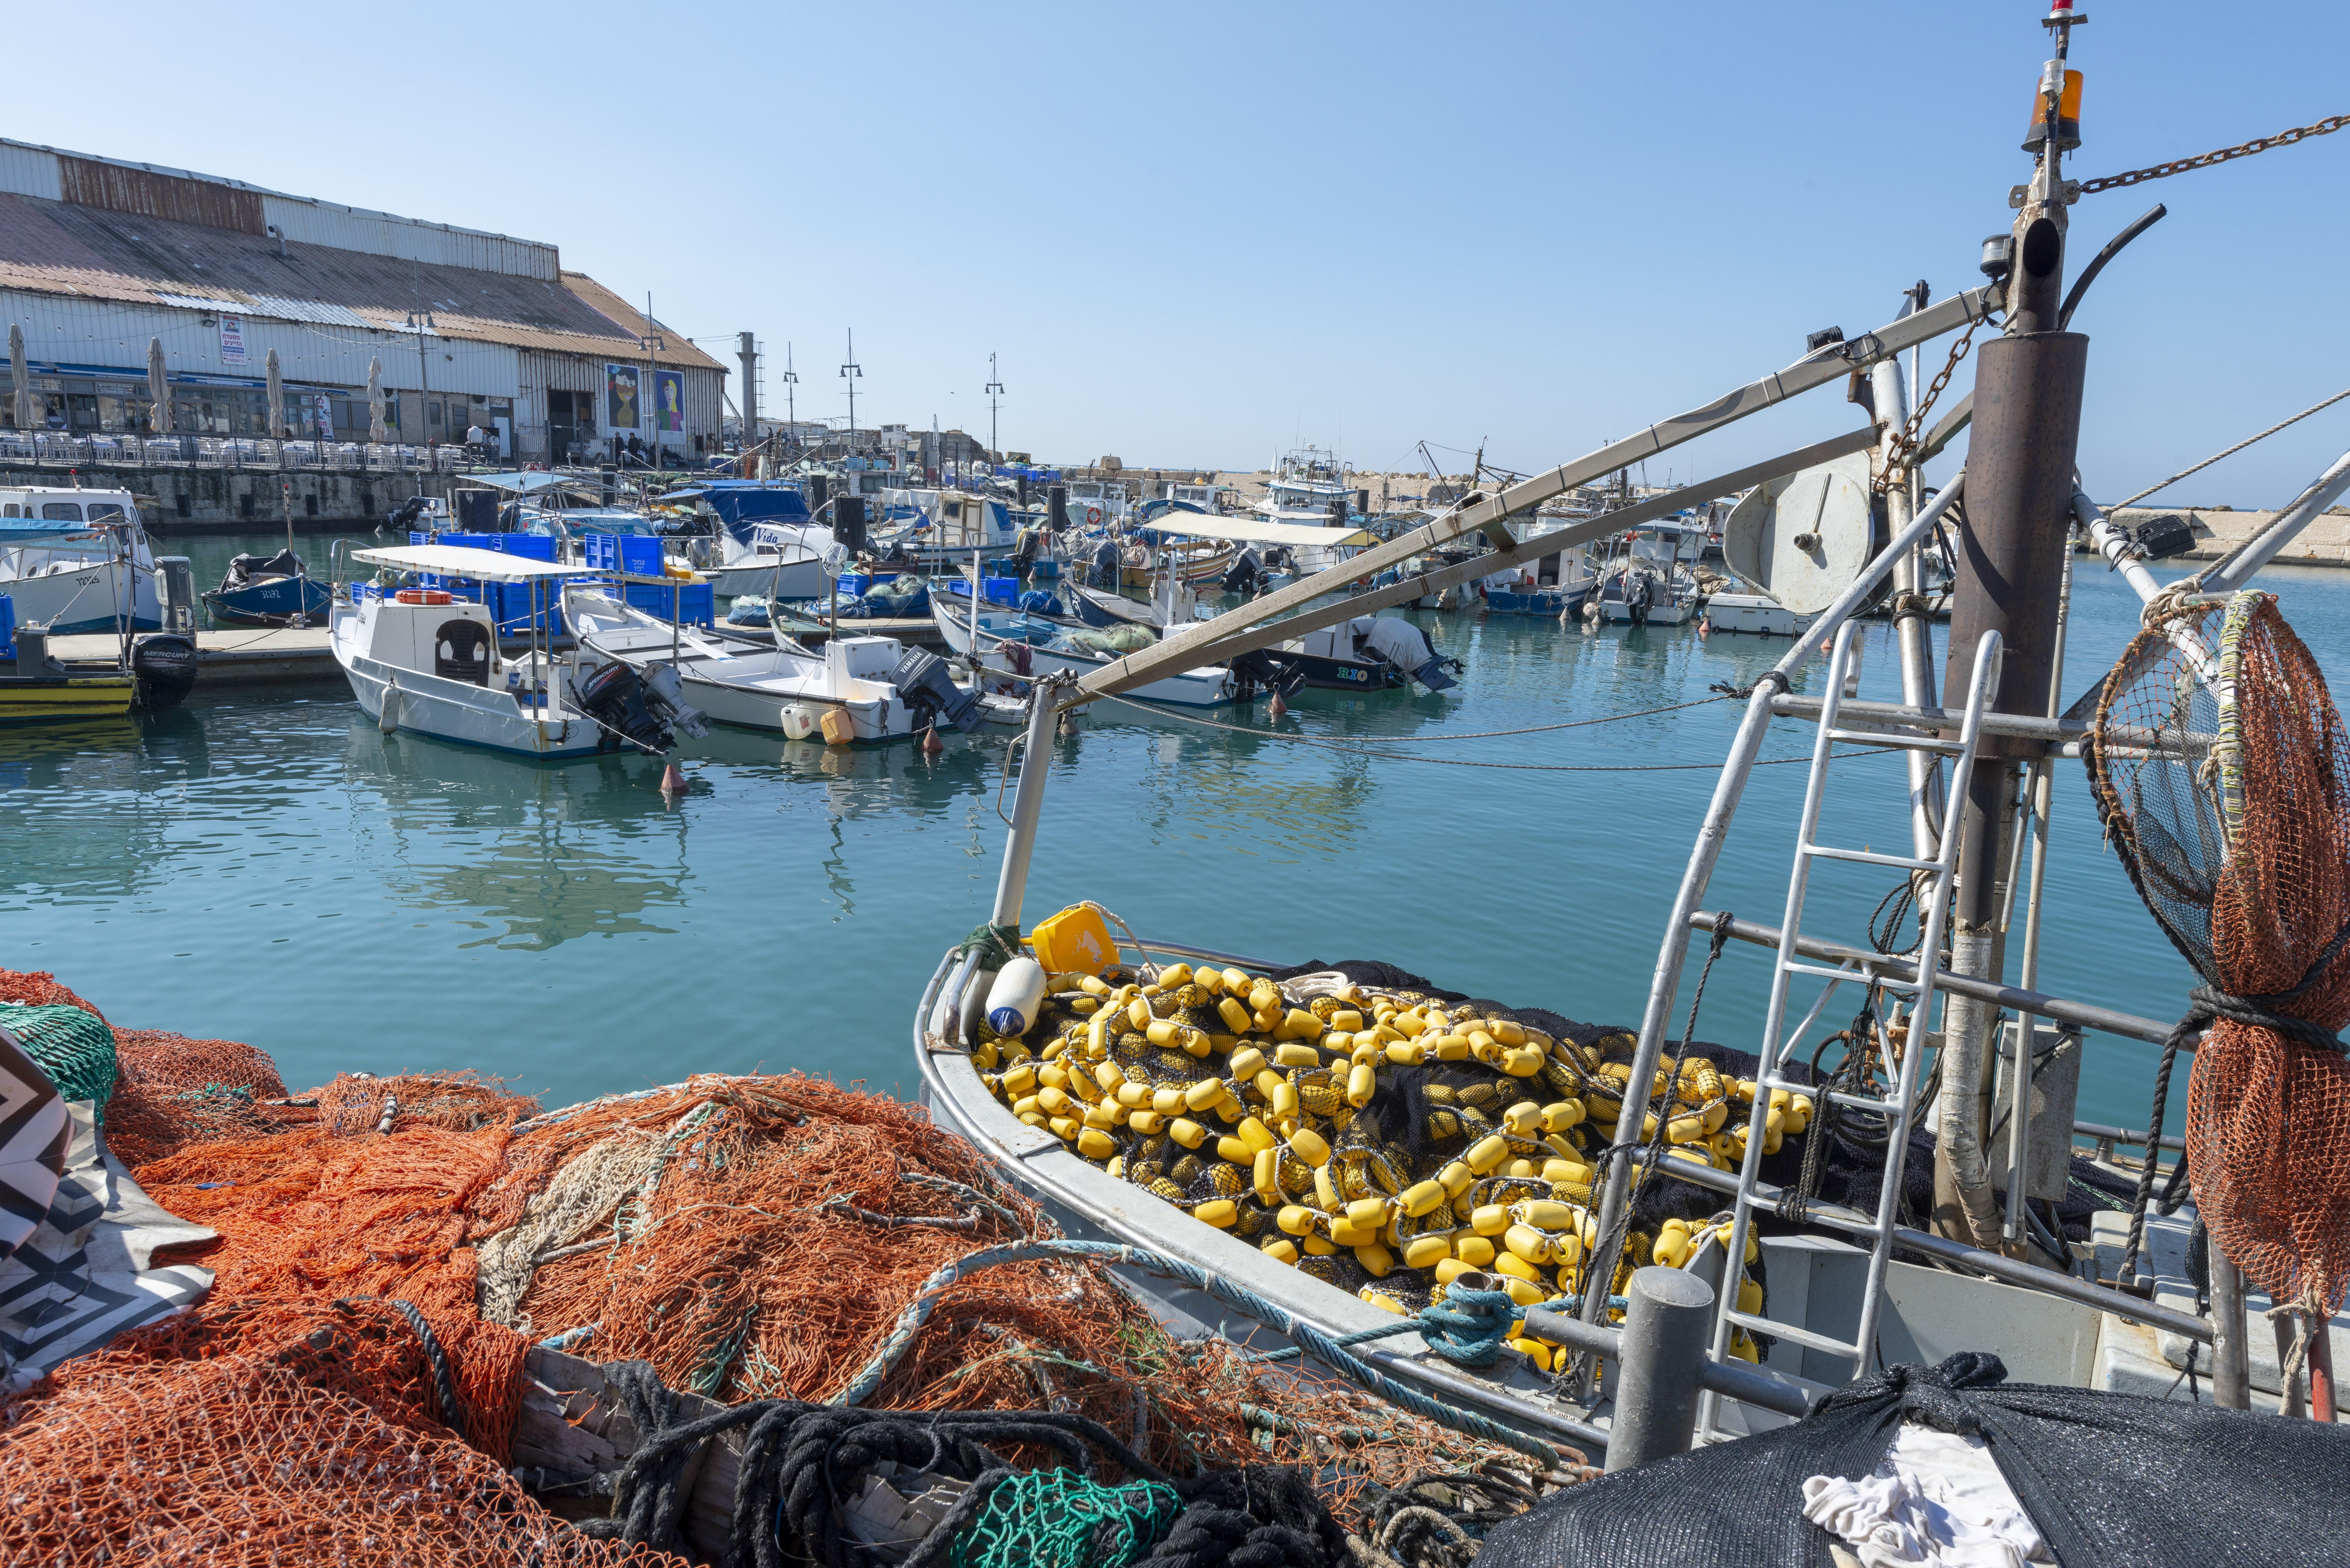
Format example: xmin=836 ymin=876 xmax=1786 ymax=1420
xmin=6 ymin=554 xmax=2346 ymax=1138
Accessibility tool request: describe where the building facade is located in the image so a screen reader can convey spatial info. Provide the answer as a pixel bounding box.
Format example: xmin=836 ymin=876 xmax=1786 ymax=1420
xmin=0 ymin=140 xmax=724 ymax=463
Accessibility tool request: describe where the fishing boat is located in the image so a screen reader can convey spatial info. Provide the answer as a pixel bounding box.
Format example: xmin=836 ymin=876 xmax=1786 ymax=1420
xmin=0 ymin=592 xmax=196 ymax=723
xmin=332 ymin=544 xmax=703 ymax=759
xmin=0 ymin=486 xmax=161 ymax=635
xmin=1591 ymin=531 xmax=1706 ymax=626
xmin=908 ymin=13 xmax=2350 ymax=1499
xmin=1272 ymin=614 xmax=1458 ymax=691
xmin=566 ymin=583 xmax=1016 ymax=740
xmin=203 ymin=549 xmax=329 ymax=628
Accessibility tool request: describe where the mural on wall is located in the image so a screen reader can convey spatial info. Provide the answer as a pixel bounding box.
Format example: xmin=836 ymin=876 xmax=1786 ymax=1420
xmin=652 ymin=369 xmax=684 ymax=433
xmin=606 ymin=364 xmax=639 ymax=430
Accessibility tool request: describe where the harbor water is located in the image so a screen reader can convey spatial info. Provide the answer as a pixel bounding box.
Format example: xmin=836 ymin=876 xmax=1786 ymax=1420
xmin=6 ymin=550 xmax=2345 ymax=1137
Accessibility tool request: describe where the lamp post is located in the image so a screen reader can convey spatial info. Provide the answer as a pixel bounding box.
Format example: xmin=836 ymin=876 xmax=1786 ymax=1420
xmin=986 ymin=352 xmax=1004 ymax=468
xmin=840 ymin=330 xmax=861 ymax=461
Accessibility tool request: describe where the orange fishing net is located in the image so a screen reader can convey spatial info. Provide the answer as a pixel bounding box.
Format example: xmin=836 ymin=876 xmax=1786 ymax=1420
xmin=0 ymin=973 xmax=1557 ymax=1556
xmin=3 ymin=1352 xmax=682 ymax=1568
xmin=0 ymin=968 xmax=104 ymax=1016
xmin=2090 ymin=592 xmax=2350 ymax=1314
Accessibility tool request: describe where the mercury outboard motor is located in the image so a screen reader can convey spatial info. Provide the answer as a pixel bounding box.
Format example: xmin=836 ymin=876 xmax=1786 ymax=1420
xmin=888 ymin=647 xmax=984 ymax=732
xmin=131 ymin=634 xmax=199 ymax=709
xmin=1359 ymin=616 xmax=1460 ymax=692
xmin=577 ymin=660 xmax=677 ymax=753
xmin=1223 ymin=547 xmax=1263 ymax=596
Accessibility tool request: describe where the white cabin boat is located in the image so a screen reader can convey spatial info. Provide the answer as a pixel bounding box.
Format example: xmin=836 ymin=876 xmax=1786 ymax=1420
xmin=710 ymin=523 xmax=832 ymax=599
xmin=0 ymin=486 xmax=160 ymax=634
xmin=333 ymin=544 xmax=701 ymax=759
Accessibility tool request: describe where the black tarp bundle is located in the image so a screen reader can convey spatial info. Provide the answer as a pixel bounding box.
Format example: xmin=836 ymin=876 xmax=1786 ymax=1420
xmin=1476 ymin=1353 xmax=2350 ymax=1568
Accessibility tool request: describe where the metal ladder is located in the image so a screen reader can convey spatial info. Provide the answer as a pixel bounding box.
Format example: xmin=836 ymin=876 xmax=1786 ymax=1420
xmin=1699 ymin=622 xmax=2005 ymax=1421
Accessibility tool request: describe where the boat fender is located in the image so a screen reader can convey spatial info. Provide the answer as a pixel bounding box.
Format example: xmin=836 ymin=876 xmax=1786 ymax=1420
xmin=782 ymin=703 xmax=817 ymax=740
xmin=985 ymin=957 xmax=1048 ymax=1039
xmin=379 ymin=680 xmax=400 ymax=733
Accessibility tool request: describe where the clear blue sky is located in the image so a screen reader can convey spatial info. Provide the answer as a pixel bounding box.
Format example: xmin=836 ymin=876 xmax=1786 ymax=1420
xmin=15 ymin=3 xmax=2349 ymax=503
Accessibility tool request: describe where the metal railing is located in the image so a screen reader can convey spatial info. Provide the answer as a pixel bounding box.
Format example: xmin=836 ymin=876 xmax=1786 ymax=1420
xmin=0 ymin=433 xmax=472 ymax=473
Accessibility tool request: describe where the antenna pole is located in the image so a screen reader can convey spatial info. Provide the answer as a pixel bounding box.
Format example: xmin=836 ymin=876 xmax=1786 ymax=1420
xmin=1934 ymin=2 xmax=2092 ymax=1255
xmin=841 ymin=331 xmax=861 ymax=461
xmin=985 ymin=354 xmax=1004 ymax=470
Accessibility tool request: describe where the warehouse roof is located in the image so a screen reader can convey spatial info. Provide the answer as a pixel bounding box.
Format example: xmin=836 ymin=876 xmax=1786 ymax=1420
xmin=0 ymin=189 xmax=723 ymax=372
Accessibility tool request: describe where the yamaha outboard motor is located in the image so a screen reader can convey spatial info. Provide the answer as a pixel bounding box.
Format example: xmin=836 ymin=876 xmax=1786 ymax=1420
xmin=1230 ymin=648 xmax=1307 ymax=700
xmin=386 ymin=496 xmax=428 ymax=534
xmin=888 ymin=647 xmax=984 ymax=732
xmin=1359 ymin=616 xmax=1460 ymax=691
xmin=577 ymin=660 xmax=677 ymax=753
xmin=1089 ymin=538 xmax=1121 ymax=590
xmin=132 ymin=634 xmax=199 ymax=709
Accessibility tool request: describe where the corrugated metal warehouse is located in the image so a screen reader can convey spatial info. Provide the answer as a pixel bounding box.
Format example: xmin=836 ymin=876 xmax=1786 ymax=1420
xmin=0 ymin=139 xmax=724 ymax=463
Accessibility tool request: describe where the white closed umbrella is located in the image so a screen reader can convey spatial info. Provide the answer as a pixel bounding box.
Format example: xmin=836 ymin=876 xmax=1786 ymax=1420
xmin=367 ymin=357 xmax=387 ymax=444
xmin=8 ymin=323 xmax=29 ymax=432
xmin=265 ymin=347 xmax=285 ymax=440
xmin=147 ymin=337 xmax=168 ymax=435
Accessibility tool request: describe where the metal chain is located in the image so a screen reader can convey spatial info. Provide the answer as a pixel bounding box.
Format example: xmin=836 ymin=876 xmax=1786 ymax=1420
xmin=1875 ymin=317 xmax=1981 ymax=493
xmin=2079 ymin=111 xmax=2349 ymax=195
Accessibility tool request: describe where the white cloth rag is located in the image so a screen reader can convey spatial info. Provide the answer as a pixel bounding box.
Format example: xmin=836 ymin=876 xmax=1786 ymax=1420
xmin=1800 ymin=1422 xmax=2051 ymax=1568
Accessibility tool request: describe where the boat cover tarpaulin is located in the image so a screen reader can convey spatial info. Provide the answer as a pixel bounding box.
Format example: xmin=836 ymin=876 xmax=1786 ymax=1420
xmin=1477 ymin=1352 xmax=2350 ymax=1568
xmin=1138 ymin=516 xmax=1376 ymax=548
xmin=663 ymin=482 xmax=813 ymax=539
xmin=349 ymin=544 xmax=590 ymax=583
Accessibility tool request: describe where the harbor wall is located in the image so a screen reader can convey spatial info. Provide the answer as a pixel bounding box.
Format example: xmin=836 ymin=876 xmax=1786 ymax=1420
xmin=2101 ymin=506 xmax=2350 ymax=569
xmin=0 ymin=463 xmax=449 ymax=533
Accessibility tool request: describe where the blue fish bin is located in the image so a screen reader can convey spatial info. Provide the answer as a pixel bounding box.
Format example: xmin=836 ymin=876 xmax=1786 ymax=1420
xmin=945 ymin=577 xmax=1020 ymax=606
xmin=621 ymin=581 xmax=714 ymax=627
xmin=488 ymin=583 xmax=567 ymax=638
xmin=584 ymin=534 xmax=664 ymax=576
xmin=0 ymin=593 xmax=14 ymax=660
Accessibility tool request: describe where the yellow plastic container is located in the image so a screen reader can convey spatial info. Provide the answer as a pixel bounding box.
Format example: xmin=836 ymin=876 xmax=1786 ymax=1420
xmin=1030 ymin=903 xmax=1116 ymax=976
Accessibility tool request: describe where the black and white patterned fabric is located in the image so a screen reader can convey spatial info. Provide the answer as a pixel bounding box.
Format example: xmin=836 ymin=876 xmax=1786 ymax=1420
xmin=0 ymin=1022 xmax=70 ymax=1265
xmin=0 ymin=1097 xmax=214 ymax=1390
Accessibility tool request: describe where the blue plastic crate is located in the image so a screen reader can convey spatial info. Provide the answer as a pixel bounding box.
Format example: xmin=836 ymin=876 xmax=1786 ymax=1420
xmin=622 ymin=581 xmax=713 ymax=626
xmin=944 ymin=576 xmax=1020 ymax=606
xmin=582 ymin=534 xmax=663 ymax=576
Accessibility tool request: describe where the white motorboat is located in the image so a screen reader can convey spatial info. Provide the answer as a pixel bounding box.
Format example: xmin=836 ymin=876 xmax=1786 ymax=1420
xmin=334 ymin=544 xmax=702 ymax=759
xmin=709 ymin=522 xmax=833 ymax=599
xmin=0 ymin=486 xmax=161 ymax=634
xmin=567 ymin=584 xmax=1015 ymax=740
xmin=1702 ymin=591 xmax=1814 ymax=637
xmin=931 ymin=592 xmax=1260 ymax=709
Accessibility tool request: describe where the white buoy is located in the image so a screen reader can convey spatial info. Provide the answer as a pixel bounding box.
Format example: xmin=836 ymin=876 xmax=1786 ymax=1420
xmin=985 ymin=956 xmax=1049 ymax=1039
xmin=378 ymin=682 xmax=400 ymax=733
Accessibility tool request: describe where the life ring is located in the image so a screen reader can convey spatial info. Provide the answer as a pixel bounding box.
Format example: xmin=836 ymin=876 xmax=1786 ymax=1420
xmin=1085 ymin=505 xmax=1103 ymax=526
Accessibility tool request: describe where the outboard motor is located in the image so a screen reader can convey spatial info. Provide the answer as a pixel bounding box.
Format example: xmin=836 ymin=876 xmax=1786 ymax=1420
xmin=1012 ymin=526 xmax=1041 ymax=568
xmin=888 ymin=647 xmax=984 ymax=732
xmin=1089 ymin=538 xmax=1121 ymax=590
xmin=1223 ymin=547 xmax=1263 ymax=597
xmin=131 ymin=634 xmax=199 ymax=709
xmin=1230 ymin=648 xmax=1307 ymax=700
xmin=385 ymin=496 xmax=428 ymax=534
xmin=1359 ymin=616 xmax=1460 ymax=692
xmin=640 ymin=663 xmax=709 ymax=740
xmin=577 ymin=660 xmax=677 ymax=753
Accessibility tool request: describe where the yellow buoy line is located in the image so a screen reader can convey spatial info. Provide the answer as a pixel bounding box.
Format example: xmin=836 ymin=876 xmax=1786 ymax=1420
xmin=966 ymin=915 xmax=1812 ymax=1372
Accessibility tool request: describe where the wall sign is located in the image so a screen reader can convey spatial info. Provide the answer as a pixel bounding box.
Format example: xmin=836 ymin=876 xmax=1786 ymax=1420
xmin=218 ymin=315 xmax=246 ymax=365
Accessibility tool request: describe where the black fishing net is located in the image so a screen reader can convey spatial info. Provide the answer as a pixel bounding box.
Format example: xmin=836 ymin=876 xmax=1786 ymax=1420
xmin=1476 ymin=1352 xmax=2350 ymax=1568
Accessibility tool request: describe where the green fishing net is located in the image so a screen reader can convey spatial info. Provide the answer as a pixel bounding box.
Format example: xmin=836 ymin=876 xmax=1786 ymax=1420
xmin=951 ymin=1469 xmax=1181 ymax=1568
xmin=0 ymin=1002 xmax=118 ymax=1111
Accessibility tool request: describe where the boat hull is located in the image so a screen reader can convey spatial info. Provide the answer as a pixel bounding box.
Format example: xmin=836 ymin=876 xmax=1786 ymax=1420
xmin=0 ymin=559 xmax=160 ymax=636
xmin=205 ymin=575 xmax=330 ymax=628
xmin=0 ymin=672 xmax=134 ymax=724
xmin=711 ymin=558 xmax=826 ymax=599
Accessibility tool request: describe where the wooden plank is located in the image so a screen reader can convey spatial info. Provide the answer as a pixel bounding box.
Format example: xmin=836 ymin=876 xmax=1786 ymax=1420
xmin=1069 ymin=288 xmax=1992 ymax=702
xmin=1060 ymin=426 xmax=1879 ymax=710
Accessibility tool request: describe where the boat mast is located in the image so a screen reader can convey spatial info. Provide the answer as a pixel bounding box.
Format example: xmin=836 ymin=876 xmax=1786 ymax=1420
xmin=1932 ymin=0 xmax=2091 ymax=1253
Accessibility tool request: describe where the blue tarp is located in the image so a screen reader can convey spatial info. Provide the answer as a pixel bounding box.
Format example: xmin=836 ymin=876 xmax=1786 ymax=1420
xmin=661 ymin=481 xmax=814 ymax=541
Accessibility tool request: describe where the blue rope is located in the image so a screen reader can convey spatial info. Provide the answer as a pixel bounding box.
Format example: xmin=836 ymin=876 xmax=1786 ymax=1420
xmin=1239 ymin=1287 xmax=1631 ymax=1369
xmin=836 ymin=1239 xmax=1568 ymax=1465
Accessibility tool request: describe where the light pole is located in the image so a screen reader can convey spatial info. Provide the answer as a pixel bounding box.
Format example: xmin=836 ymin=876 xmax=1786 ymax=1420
xmin=985 ymin=352 xmax=1004 ymax=468
xmin=840 ymin=330 xmax=861 ymax=462
xmin=782 ymin=342 xmax=799 ymax=450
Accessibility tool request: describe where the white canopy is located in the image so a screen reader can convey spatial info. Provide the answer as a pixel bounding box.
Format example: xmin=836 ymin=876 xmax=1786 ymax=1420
xmin=1141 ymin=515 xmax=1376 ymax=548
xmin=349 ymin=543 xmax=587 ymax=584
